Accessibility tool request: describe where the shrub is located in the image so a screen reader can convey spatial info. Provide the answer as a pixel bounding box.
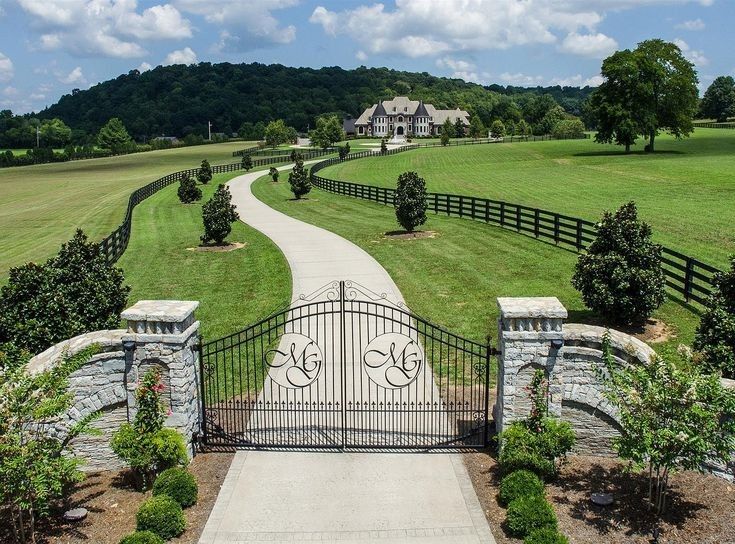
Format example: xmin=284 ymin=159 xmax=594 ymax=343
xmin=177 ymin=174 xmax=201 ymax=203
xmin=499 ymin=449 xmax=555 ymax=480
xmin=288 ymin=155 xmax=311 ymax=199
xmin=552 ymin=119 xmax=585 ymax=139
xmin=153 ymin=467 xmax=198 ymax=508
xmin=394 ymin=171 xmax=428 ymax=233
xmin=524 ymin=527 xmax=569 ymax=544
xmin=380 ymin=138 xmax=388 ymax=154
xmin=693 ymin=256 xmax=735 ymax=378
xmin=197 ymin=159 xmax=213 ymax=184
xmin=440 ymin=131 xmax=450 ymax=146
xmin=499 ymin=420 xmax=574 ymax=479
xmin=572 ymin=201 xmax=665 ymax=326
xmin=119 ymin=531 xmax=165 ymax=544
xmin=269 ymin=166 xmax=279 ymax=182
xmin=241 ymin=154 xmax=253 ymax=171
xmin=136 ymin=495 xmax=185 ymax=540
xmin=0 ymin=229 xmax=129 ymax=354
xmin=499 ymin=470 xmax=545 ymax=506
xmin=506 ymin=495 xmax=557 ymax=537
xmin=201 ymin=184 xmax=239 ymax=245
xmin=338 ymin=142 xmax=350 ymax=160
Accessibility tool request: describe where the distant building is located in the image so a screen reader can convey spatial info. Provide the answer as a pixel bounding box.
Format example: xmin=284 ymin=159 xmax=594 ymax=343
xmin=151 ymin=136 xmax=179 ymax=144
xmin=343 ymin=117 xmax=356 ymax=137
xmin=354 ymin=96 xmax=470 ymax=137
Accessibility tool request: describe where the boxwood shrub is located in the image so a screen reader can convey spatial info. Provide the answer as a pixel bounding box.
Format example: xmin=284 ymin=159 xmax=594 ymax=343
xmin=153 ymin=467 xmax=198 ymax=507
xmin=119 ymin=530 xmax=165 ymax=544
xmin=506 ymin=495 xmax=557 ymax=537
xmin=499 ymin=470 xmax=545 ymax=506
xmin=524 ymin=527 xmax=569 ymax=544
xmin=136 ymin=495 xmax=185 ymax=540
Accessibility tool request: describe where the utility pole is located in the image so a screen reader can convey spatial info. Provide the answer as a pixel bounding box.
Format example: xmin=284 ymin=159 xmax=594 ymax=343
xmin=208 ymin=121 xmax=212 ymax=141
xmin=36 ymin=125 xmax=40 ymax=148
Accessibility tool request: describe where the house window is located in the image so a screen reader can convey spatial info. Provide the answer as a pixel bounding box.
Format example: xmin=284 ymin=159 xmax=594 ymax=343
xmin=359 ymin=127 xmax=364 ymax=134
xmin=398 ymin=116 xmax=404 ymax=122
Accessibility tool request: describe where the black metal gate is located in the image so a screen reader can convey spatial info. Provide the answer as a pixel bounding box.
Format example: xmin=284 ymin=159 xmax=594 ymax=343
xmin=199 ymin=281 xmax=494 ymax=449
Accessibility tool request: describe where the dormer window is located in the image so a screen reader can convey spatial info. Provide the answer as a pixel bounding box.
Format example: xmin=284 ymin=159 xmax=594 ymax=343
xmin=404 ymin=107 xmax=407 ymax=112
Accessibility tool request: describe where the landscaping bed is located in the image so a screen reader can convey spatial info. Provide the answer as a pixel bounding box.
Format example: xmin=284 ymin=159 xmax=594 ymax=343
xmin=463 ymin=450 xmax=735 ymax=544
xmin=0 ymin=452 xmax=233 ymax=544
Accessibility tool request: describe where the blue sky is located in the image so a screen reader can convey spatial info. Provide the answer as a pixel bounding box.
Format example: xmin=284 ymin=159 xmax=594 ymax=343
xmin=0 ymin=0 xmax=732 ymax=114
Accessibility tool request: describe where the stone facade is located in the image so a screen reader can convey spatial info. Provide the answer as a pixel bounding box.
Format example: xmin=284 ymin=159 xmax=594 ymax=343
xmin=29 ymin=300 xmax=201 ymax=471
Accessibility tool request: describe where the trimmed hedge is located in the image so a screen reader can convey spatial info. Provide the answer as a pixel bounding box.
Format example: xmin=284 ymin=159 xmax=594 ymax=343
xmin=136 ymin=495 xmax=185 ymax=540
xmin=153 ymin=467 xmax=198 ymax=508
xmin=119 ymin=530 xmax=165 ymax=544
xmin=506 ymin=495 xmax=557 ymax=537
xmin=524 ymin=527 xmax=569 ymax=544
xmin=499 ymin=470 xmax=545 ymax=506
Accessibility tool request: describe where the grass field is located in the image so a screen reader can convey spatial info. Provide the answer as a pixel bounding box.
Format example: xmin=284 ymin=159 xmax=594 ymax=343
xmin=0 ymin=141 xmax=254 ymax=283
xmin=321 ymin=129 xmax=735 ymax=269
xmin=252 ymin=174 xmax=699 ymax=354
xmin=117 ymin=171 xmax=291 ymax=340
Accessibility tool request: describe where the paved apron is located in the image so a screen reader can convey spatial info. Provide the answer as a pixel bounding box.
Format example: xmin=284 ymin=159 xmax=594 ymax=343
xmin=198 ymin=160 xmax=496 ymax=543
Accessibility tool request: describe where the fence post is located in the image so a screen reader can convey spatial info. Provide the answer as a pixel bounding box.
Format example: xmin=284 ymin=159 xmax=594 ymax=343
xmin=534 ymin=209 xmax=540 ymax=238
xmin=554 ymin=215 xmax=560 ymax=244
xmin=576 ymin=220 xmax=582 ymax=250
xmin=684 ymin=257 xmax=694 ymax=302
xmin=500 ymin=201 xmax=505 ymax=226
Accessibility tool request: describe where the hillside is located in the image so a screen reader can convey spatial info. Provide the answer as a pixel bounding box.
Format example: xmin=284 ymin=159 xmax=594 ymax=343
xmin=39 ymin=62 xmax=592 ymax=140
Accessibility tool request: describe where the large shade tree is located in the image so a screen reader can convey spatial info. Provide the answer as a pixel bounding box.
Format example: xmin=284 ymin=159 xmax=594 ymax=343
xmin=309 ymin=115 xmax=344 ymax=149
xmin=591 ymin=39 xmax=698 ymax=152
xmin=700 ymin=76 xmax=735 ymax=122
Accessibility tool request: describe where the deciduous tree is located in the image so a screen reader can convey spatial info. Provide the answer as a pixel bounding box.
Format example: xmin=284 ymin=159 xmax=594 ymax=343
xmin=309 ymin=115 xmax=344 ymax=149
xmin=264 ymin=119 xmax=292 ymax=148
xmin=700 ymin=76 xmax=735 ymax=122
xmin=490 ymin=119 xmax=506 ymax=138
xmin=97 ymin=117 xmax=133 ymax=152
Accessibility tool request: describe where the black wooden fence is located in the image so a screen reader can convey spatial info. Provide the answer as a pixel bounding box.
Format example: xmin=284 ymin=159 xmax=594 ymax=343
xmin=232 ymin=146 xmax=337 ymax=158
xmin=692 ymin=122 xmax=735 ymax=129
xmin=310 ymin=154 xmax=721 ymax=306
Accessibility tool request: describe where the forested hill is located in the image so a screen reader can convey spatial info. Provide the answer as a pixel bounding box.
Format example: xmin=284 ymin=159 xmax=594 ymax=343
xmin=39 ymin=62 xmax=593 ymax=140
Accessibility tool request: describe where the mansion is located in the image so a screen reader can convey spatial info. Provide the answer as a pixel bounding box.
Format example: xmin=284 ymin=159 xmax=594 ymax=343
xmin=354 ymin=96 xmax=470 ymax=138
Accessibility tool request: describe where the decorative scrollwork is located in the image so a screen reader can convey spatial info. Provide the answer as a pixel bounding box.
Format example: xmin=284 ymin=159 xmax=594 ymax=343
xmin=362 ymin=333 xmax=424 ymax=389
xmin=263 ymin=333 xmax=323 ymax=389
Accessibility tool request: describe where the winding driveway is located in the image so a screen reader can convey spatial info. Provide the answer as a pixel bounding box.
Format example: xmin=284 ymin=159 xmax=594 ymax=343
xmin=198 ymin=162 xmax=496 ymax=544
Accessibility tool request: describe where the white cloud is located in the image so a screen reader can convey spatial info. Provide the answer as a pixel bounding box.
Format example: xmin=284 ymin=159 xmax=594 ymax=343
xmin=164 ymin=46 xmax=197 ymax=65
xmin=3 ymin=86 xmax=19 ymax=97
xmin=355 ymin=50 xmax=368 ymax=61
xmin=17 ymin=0 xmax=192 ymax=59
xmin=137 ymin=62 xmax=153 ymax=72
xmin=498 ymin=72 xmax=602 ymax=87
xmin=559 ymin=32 xmax=618 ymax=58
xmin=58 ymin=66 xmax=86 ymax=85
xmin=674 ymin=38 xmax=709 ymax=66
xmin=676 ymin=18 xmax=705 ymax=31
xmin=0 ymin=52 xmax=13 ymax=82
xmin=499 ymin=72 xmax=545 ymax=86
xmin=436 ymin=57 xmax=489 ymax=84
xmin=309 ymin=0 xmax=710 ymax=59
xmin=174 ymin=0 xmax=297 ymax=51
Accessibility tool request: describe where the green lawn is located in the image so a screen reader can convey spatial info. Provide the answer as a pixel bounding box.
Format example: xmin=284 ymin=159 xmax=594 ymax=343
xmin=117 ymin=171 xmax=291 ymax=340
xmin=0 ymin=141 xmax=255 ymax=283
xmin=321 ymin=129 xmax=735 ymax=269
xmin=252 ymin=175 xmax=699 ymax=354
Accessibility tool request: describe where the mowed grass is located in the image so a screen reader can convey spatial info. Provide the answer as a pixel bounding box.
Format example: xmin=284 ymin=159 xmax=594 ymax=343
xmin=322 ymin=129 xmax=735 ymax=269
xmin=252 ymin=176 xmax=699 ymax=353
xmin=117 ymin=171 xmax=291 ymax=340
xmin=0 ymin=141 xmax=254 ymax=282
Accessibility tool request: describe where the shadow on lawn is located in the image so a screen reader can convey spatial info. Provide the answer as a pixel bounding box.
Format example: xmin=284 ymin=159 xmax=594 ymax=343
xmin=573 ymin=149 xmax=686 ymax=158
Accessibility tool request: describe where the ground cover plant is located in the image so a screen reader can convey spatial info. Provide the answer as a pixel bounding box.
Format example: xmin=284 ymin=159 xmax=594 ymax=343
xmin=317 ymin=129 xmax=735 ymax=268
xmin=0 ymin=140 xmax=253 ymax=283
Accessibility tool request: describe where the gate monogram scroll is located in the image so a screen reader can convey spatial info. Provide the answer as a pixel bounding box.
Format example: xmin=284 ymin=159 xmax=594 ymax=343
xmin=362 ymin=333 xmax=424 ymax=389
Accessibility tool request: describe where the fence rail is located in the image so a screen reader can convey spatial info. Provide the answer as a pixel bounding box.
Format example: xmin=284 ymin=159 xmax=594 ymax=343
xmin=310 ymin=151 xmax=721 ymax=305
xmin=693 ymin=121 xmax=735 ymax=130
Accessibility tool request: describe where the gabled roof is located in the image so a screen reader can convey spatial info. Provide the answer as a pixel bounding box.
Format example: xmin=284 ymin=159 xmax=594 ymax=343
xmin=355 ymin=104 xmax=376 ymax=125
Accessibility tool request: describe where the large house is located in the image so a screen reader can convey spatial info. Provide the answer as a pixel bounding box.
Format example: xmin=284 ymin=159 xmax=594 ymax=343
xmin=354 ymin=96 xmax=470 ymax=138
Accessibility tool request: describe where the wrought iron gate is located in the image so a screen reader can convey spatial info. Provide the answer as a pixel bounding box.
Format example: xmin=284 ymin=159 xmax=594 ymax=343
xmin=199 ymin=281 xmax=494 ymax=449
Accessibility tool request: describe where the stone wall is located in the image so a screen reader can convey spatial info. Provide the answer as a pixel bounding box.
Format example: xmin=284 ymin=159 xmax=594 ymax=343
xmin=29 ymin=300 xmax=201 ymax=472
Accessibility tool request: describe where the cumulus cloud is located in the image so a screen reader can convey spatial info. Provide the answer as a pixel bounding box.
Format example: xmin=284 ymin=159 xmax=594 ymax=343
xmin=58 ymin=66 xmax=86 ymax=85
xmin=137 ymin=62 xmax=153 ymax=72
xmin=0 ymin=52 xmax=13 ymax=82
xmin=499 ymin=71 xmax=602 ymax=87
xmin=674 ymin=38 xmax=709 ymax=66
xmin=174 ymin=0 xmax=297 ymax=51
xmin=309 ymin=0 xmax=710 ymax=59
xmin=355 ymin=50 xmax=368 ymax=61
xmin=164 ymin=46 xmax=197 ymax=65
xmin=676 ymin=18 xmax=705 ymax=31
xmin=436 ymin=57 xmax=489 ymax=84
xmin=17 ymin=0 xmax=192 ymax=59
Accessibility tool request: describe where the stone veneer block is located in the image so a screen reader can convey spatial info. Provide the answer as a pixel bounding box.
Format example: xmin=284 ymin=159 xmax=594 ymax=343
xmin=497 ymin=297 xmax=568 ymax=320
xmin=122 ymin=300 xmax=199 ymax=334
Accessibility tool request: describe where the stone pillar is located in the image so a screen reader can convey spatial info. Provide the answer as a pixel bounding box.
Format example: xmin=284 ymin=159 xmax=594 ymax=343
xmin=121 ymin=300 xmax=201 ymax=458
xmin=495 ymin=297 xmax=567 ymax=434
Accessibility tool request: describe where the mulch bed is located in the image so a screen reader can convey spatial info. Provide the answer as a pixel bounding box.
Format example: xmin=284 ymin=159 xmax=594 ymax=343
xmin=383 ymin=230 xmax=437 ymax=240
xmin=1 ymin=452 xmax=234 ymax=544
xmin=187 ymin=242 xmax=246 ymax=253
xmin=463 ymin=450 xmax=735 ymax=544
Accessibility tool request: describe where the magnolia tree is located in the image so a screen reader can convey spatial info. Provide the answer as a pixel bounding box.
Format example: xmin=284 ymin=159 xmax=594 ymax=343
xmin=196 ymin=159 xmax=213 ymax=184
xmin=200 ymin=184 xmax=239 ymax=245
xmin=241 ymin=154 xmax=253 ymax=172
xmin=599 ymin=334 xmax=735 ymax=514
xmin=394 ymin=171 xmax=428 ymax=233
xmin=288 ymin=154 xmax=311 ymax=199
xmin=177 ymin=174 xmax=201 ymax=204
xmin=269 ymin=166 xmax=279 ymax=182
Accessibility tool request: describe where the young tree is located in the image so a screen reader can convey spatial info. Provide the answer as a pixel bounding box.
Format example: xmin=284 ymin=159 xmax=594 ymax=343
xmin=468 ymin=116 xmax=485 ymax=139
xmin=394 ymin=171 xmax=428 ymax=233
xmin=442 ymin=118 xmax=455 ymax=139
xmin=269 ymin=166 xmax=279 ymax=182
xmin=552 ymin=119 xmax=585 ymax=139
xmin=700 ymin=76 xmax=735 ymax=122
xmin=177 ymin=174 xmax=201 ymax=203
xmin=380 ymin=138 xmax=388 ymax=154
xmin=196 ymin=159 xmax=213 ymax=184
xmin=572 ymin=202 xmax=665 ymax=326
xmin=599 ymin=334 xmax=735 ymax=514
xmin=591 ymin=39 xmax=698 ymax=153
xmin=0 ymin=230 xmax=130 ymax=354
xmin=241 ymin=153 xmax=253 ymax=171
xmin=0 ymin=345 xmax=101 ymax=543
xmin=693 ymin=256 xmax=735 ymax=378
xmin=97 ymin=117 xmax=133 ymax=153
xmin=309 ymin=115 xmax=345 ymax=149
xmin=517 ymin=119 xmax=531 ymax=137
xmin=263 ymin=119 xmax=291 ymax=148
xmin=453 ymin=117 xmax=465 ymax=137
xmin=200 ymin=184 xmax=239 ymax=245
xmin=288 ymin=155 xmax=311 ymax=199
xmin=440 ymin=130 xmax=450 ymax=146
xmin=490 ymin=119 xmax=506 ymax=138
xmin=338 ymin=142 xmax=351 ymax=160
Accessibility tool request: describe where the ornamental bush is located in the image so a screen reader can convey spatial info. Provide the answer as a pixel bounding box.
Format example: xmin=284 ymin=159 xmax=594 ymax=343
xmin=524 ymin=527 xmax=569 ymax=544
xmin=177 ymin=174 xmax=201 ymax=203
xmin=153 ymin=467 xmax=198 ymax=508
xmin=288 ymin=155 xmax=311 ymax=199
xmin=136 ymin=495 xmax=185 ymax=541
xmin=572 ymin=201 xmax=665 ymax=326
xmin=499 ymin=419 xmax=574 ymax=479
xmin=499 ymin=448 xmax=556 ymax=480
xmin=201 ymin=184 xmax=239 ymax=245
xmin=499 ymin=470 xmax=545 ymax=506
xmin=197 ymin=159 xmax=213 ymax=184
xmin=693 ymin=256 xmax=735 ymax=378
xmin=338 ymin=142 xmax=350 ymax=160
xmin=269 ymin=166 xmax=279 ymax=182
xmin=506 ymin=495 xmax=557 ymax=537
xmin=119 ymin=531 xmax=165 ymax=544
xmin=394 ymin=171 xmax=428 ymax=233
xmin=241 ymin=154 xmax=253 ymax=171
xmin=380 ymin=138 xmax=388 ymax=154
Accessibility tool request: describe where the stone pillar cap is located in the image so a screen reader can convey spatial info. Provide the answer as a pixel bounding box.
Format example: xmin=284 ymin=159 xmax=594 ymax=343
xmin=122 ymin=300 xmax=199 ymax=323
xmin=497 ymin=297 xmax=568 ymax=319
